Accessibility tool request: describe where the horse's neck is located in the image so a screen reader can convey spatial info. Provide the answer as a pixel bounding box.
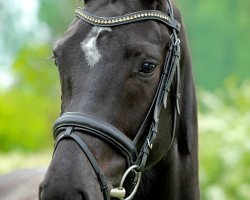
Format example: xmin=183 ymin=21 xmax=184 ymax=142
xmin=136 ymin=142 xmax=200 ymax=200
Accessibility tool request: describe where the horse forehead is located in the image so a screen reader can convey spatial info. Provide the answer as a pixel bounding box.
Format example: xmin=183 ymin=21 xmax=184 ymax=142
xmin=81 ymin=26 xmax=112 ymax=67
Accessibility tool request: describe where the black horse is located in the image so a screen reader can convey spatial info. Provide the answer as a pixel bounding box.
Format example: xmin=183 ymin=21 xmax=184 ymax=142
xmin=40 ymin=0 xmax=200 ymax=200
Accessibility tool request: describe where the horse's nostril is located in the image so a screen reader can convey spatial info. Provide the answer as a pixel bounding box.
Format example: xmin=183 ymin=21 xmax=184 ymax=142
xmin=78 ymin=191 xmax=86 ymax=200
xmin=77 ymin=189 xmax=91 ymax=200
xmin=39 ymin=184 xmax=45 ymax=200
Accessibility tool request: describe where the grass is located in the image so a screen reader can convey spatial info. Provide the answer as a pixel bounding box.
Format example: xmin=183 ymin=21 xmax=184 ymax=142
xmin=0 ymin=151 xmax=52 ymax=174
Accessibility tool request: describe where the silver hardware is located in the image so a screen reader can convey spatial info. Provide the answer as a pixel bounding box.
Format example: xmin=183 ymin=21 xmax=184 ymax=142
xmin=174 ymin=38 xmax=180 ymax=46
xmin=110 ymin=187 xmax=126 ymax=198
xmin=110 ymin=165 xmax=142 ymax=200
xmin=75 ymin=8 xmax=173 ymax=27
xmin=163 ymin=88 xmax=170 ymax=108
xmin=147 ymin=138 xmax=153 ymax=149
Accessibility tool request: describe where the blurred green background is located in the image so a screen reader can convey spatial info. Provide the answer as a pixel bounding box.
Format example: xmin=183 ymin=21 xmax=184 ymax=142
xmin=0 ymin=0 xmax=249 ymax=199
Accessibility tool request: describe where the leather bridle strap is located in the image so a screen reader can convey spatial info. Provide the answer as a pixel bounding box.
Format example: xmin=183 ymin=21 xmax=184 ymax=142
xmin=53 ymin=112 xmax=138 ymax=165
xmin=135 ymin=34 xmax=181 ymax=171
xmin=133 ymin=35 xmax=177 ymax=144
xmin=54 ymin=126 xmax=109 ymax=200
xmin=132 ymin=0 xmax=181 ymax=171
xmin=53 ymin=113 xmax=140 ymax=200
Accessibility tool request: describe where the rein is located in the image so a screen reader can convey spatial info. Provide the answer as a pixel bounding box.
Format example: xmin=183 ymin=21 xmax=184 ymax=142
xmin=53 ymin=0 xmax=181 ymax=199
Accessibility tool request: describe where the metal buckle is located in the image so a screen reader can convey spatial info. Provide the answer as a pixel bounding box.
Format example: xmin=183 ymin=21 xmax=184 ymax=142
xmin=110 ymin=165 xmax=142 ymax=200
xmin=147 ymin=138 xmax=153 ymax=149
xmin=174 ymin=38 xmax=180 ymax=46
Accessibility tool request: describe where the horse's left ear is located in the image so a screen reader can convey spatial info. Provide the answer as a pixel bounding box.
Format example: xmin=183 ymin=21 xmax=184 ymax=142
xmin=177 ymin=23 xmax=198 ymax=155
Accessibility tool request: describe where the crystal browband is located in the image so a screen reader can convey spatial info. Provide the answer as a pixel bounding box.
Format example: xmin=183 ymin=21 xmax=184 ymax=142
xmin=75 ymin=8 xmax=181 ymax=31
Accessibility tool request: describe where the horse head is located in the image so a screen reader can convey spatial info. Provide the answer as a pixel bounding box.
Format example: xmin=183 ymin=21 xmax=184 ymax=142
xmin=39 ymin=0 xmax=199 ymax=200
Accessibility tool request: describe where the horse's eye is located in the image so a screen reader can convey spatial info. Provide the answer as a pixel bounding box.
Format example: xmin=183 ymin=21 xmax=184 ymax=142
xmin=139 ymin=62 xmax=157 ymax=74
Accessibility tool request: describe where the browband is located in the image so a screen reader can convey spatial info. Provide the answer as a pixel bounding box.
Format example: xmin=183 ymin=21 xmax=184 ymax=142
xmin=75 ymin=8 xmax=181 ymax=31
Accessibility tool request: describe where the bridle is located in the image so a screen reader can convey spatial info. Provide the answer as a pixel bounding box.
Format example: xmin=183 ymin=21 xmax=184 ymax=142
xmin=53 ymin=0 xmax=181 ymax=199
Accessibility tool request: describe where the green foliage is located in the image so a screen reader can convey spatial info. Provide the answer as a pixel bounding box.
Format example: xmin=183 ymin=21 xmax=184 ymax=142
xmin=198 ymin=80 xmax=250 ymax=200
xmin=0 ymin=44 xmax=60 ymax=152
xmin=39 ymin=0 xmax=81 ymax=36
xmin=12 ymin=44 xmax=58 ymax=95
xmin=177 ymin=0 xmax=250 ymax=89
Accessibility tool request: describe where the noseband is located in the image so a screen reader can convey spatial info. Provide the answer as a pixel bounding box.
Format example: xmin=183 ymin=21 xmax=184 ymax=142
xmin=53 ymin=0 xmax=181 ymax=199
